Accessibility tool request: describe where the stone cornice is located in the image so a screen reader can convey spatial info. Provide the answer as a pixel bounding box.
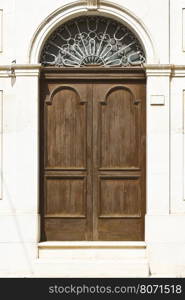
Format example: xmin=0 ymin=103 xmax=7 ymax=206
xmin=144 ymin=64 xmax=185 ymax=77
xmin=144 ymin=64 xmax=172 ymax=76
xmin=0 ymin=64 xmax=41 ymax=77
xmin=1 ymin=64 xmax=185 ymax=78
xmin=171 ymin=65 xmax=185 ymax=77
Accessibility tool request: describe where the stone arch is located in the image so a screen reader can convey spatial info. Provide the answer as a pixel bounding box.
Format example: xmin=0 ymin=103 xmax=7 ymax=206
xmin=28 ymin=0 xmax=158 ymax=64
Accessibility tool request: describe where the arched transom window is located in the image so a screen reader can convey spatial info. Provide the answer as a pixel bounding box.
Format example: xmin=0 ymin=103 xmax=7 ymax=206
xmin=40 ymin=16 xmax=146 ymax=67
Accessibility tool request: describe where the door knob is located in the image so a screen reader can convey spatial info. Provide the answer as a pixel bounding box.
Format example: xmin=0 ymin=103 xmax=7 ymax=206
xmin=134 ymin=99 xmax=141 ymax=105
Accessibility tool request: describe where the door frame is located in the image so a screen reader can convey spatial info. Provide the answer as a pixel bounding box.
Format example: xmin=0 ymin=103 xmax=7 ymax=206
xmin=39 ymin=66 xmax=146 ymax=242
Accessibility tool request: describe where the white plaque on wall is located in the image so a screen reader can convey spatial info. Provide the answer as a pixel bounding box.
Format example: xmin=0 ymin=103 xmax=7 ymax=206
xmin=150 ymin=95 xmax=165 ymax=105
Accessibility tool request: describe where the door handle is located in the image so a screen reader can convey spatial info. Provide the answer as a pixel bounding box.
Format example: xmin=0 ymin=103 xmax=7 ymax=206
xmin=134 ymin=99 xmax=141 ymax=105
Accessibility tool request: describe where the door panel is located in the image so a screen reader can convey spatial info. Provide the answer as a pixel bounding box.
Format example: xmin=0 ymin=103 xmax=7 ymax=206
xmin=93 ymin=81 xmax=146 ymax=240
xmin=40 ymin=76 xmax=146 ymax=241
xmin=45 ymin=176 xmax=86 ymax=217
xmin=99 ymin=87 xmax=139 ymax=168
xmin=46 ymin=88 xmax=87 ymax=169
xmin=99 ymin=176 xmax=141 ymax=218
xmin=41 ymin=82 xmax=93 ymax=241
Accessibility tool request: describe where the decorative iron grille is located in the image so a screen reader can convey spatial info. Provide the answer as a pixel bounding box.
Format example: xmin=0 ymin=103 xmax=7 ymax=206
xmin=40 ymin=16 xmax=146 ymax=67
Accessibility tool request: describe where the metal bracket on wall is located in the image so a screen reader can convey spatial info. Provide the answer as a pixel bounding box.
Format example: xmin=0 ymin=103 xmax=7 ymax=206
xmin=8 ymin=67 xmax=15 ymax=78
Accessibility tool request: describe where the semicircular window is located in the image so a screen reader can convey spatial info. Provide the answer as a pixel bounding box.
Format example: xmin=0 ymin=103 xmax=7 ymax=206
xmin=40 ymin=16 xmax=146 ymax=67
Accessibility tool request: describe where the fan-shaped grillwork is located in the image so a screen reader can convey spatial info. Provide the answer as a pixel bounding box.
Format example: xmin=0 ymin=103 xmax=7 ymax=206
xmin=40 ymin=16 xmax=146 ymax=67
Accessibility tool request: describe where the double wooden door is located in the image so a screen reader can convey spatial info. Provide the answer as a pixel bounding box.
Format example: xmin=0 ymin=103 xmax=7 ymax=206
xmin=40 ymin=73 xmax=146 ymax=241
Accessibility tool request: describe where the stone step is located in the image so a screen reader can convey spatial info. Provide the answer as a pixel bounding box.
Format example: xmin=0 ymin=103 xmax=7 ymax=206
xmin=39 ymin=247 xmax=147 ymax=260
xmin=38 ymin=241 xmax=147 ymax=260
xmin=34 ymin=258 xmax=149 ymax=277
xmin=35 ymin=242 xmax=149 ymax=277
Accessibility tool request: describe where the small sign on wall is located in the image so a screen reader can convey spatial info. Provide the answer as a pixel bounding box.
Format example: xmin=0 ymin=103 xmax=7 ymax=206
xmin=150 ymin=95 xmax=165 ymax=105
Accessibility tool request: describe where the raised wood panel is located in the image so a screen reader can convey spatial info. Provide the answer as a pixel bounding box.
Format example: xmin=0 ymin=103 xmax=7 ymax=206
xmin=45 ymin=176 xmax=86 ymax=218
xmin=99 ymin=176 xmax=141 ymax=218
xmin=100 ymin=87 xmax=139 ymax=168
xmin=45 ymin=219 xmax=88 ymax=241
xmin=46 ymin=88 xmax=87 ymax=169
xmin=97 ymin=218 xmax=144 ymax=241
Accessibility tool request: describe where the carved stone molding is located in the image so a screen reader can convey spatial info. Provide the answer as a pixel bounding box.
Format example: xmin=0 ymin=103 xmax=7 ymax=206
xmin=87 ymin=0 xmax=98 ymax=11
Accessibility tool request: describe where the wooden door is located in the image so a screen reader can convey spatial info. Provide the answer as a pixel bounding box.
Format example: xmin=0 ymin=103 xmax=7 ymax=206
xmin=40 ymin=72 xmax=146 ymax=241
